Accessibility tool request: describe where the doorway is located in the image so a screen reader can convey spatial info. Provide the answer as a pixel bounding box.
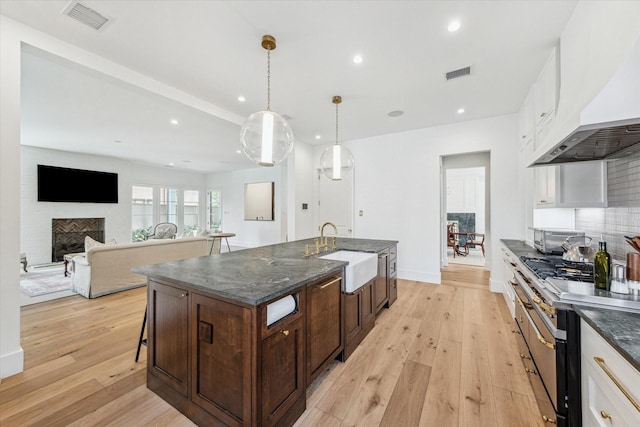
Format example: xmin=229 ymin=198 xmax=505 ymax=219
xmin=441 ymin=152 xmax=491 ymax=269
xmin=317 ymin=169 xmax=354 ymax=237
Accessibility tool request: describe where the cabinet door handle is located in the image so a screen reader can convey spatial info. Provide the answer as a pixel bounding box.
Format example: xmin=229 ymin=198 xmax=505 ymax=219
xmin=540 ymin=112 xmax=546 ymax=118
xmin=316 ymin=277 xmax=341 ymax=289
xmin=594 ymin=356 xmax=640 ymax=411
xmin=541 ymin=415 xmax=556 ymax=424
xmin=281 ymin=330 xmax=290 ymax=336
xmin=525 ymin=367 xmax=537 ymax=375
xmin=180 ymin=293 xmax=187 ymax=298
xmin=600 ymin=410 xmax=612 ymax=420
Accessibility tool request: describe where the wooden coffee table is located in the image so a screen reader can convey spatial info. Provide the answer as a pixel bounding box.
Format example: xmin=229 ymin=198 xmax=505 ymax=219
xmin=63 ymin=252 xmax=85 ymax=276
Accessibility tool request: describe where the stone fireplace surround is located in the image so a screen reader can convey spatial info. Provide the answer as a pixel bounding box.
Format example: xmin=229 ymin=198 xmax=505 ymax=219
xmin=51 ymin=218 xmax=105 ymax=262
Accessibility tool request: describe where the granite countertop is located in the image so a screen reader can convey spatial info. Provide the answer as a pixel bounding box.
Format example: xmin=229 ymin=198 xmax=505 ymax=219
xmin=501 ymin=239 xmax=540 ymax=258
xmin=133 ymin=237 xmax=398 ymax=306
xmin=574 ymin=306 xmax=640 ymax=372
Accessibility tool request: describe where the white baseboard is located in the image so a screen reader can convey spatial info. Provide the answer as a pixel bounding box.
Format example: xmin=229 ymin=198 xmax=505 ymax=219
xmin=1 ymin=347 xmax=24 ymax=379
xmin=398 ymin=269 xmax=440 ymax=285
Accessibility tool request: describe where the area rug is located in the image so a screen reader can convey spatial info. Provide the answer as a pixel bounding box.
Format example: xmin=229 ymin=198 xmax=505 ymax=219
xmin=20 ymin=268 xmax=72 ymax=297
xmin=447 ymin=249 xmax=485 ymax=267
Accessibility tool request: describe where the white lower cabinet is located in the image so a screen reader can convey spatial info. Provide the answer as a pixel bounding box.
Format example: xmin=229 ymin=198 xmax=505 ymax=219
xmin=581 ymin=319 xmax=640 ymax=426
xmin=500 ymin=245 xmax=517 ymax=317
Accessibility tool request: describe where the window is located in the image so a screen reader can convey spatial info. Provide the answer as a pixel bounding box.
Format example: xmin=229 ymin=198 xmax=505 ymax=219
xmin=131 ymin=186 xmax=154 ymax=241
xmin=131 ymin=185 xmax=204 ymax=241
xmin=159 ymin=187 xmax=178 ymax=225
xmin=183 ymin=189 xmax=200 ymax=235
xmin=208 ymin=189 xmax=222 ymax=231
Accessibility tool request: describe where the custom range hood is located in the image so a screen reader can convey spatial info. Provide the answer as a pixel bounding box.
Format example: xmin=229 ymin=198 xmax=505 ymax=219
xmin=532 ymin=38 xmax=640 ymax=166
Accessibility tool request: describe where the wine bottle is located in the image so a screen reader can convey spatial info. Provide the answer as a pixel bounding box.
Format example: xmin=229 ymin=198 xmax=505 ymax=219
xmin=594 ymin=239 xmax=611 ymax=291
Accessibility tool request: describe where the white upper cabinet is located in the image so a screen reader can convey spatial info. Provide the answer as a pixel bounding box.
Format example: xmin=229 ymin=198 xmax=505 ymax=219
xmin=533 ymin=48 xmax=559 ymax=152
xmin=534 ymin=161 xmax=608 ymax=209
xmin=518 ymin=88 xmax=535 ymax=149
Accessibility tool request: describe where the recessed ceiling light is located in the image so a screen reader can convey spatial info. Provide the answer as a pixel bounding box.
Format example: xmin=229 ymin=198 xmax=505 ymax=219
xmin=457 ymin=108 xmax=465 ymax=114
xmin=353 ymin=54 xmax=363 ymax=64
xmin=448 ymin=20 xmax=461 ymax=32
xmin=236 ymin=150 xmax=242 ymax=154
xmin=315 ymin=135 xmax=321 ymax=140
xmin=388 ymin=110 xmax=404 ymax=117
xmin=238 ymin=96 xmax=246 ymax=102
xmin=170 ymin=119 xmax=179 ymax=125
xmin=167 ymin=162 xmax=175 ymax=167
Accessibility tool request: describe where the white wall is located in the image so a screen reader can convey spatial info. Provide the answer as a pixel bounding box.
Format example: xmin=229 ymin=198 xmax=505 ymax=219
xmin=344 ymin=114 xmax=520 ymax=288
xmin=0 ymin=15 xmax=23 ymax=379
xmin=293 ymin=142 xmax=316 ymax=240
xmin=206 ymin=166 xmax=285 ymax=248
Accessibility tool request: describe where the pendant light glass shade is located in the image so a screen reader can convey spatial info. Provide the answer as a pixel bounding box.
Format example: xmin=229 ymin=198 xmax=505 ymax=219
xmin=320 ymin=143 xmax=354 ymax=180
xmin=320 ymin=95 xmax=354 ymax=180
xmin=240 ymin=110 xmax=294 ymax=166
xmin=240 ymin=35 xmax=294 ymax=167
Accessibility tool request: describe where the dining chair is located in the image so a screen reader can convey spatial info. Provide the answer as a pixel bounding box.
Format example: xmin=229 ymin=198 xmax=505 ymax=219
xmin=464 ymin=233 xmax=485 ymax=256
xmin=447 ymin=223 xmax=457 ymax=257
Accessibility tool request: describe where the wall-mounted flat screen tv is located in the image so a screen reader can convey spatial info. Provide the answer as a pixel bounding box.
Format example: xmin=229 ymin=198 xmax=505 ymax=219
xmin=37 ymin=164 xmax=119 ymax=203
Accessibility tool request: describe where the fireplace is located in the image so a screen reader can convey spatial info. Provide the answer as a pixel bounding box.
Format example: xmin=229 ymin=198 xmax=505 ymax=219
xmin=51 ymin=218 xmax=105 ymax=262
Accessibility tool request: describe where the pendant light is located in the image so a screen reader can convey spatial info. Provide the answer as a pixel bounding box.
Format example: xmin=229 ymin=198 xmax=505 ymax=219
xmin=320 ymin=96 xmax=354 ymax=180
xmin=240 ymin=35 xmax=294 ymax=167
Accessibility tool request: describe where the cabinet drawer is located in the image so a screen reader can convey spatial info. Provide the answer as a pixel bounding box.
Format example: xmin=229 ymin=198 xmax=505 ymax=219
xmin=581 ymin=320 xmax=640 ymax=426
xmin=259 ymin=291 xmax=303 ymax=339
xmin=389 ymin=245 xmax=397 ymax=259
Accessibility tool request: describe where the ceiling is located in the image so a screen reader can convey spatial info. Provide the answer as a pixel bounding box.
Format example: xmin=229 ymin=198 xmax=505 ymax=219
xmin=1 ymin=0 xmax=579 ymax=173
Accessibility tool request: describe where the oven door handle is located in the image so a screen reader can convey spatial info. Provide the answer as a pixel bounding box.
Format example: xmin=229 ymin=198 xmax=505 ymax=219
xmin=514 ymin=293 xmax=534 ymax=310
xmin=515 ymin=295 xmax=556 ymax=351
xmin=531 ymin=294 xmax=557 ymax=316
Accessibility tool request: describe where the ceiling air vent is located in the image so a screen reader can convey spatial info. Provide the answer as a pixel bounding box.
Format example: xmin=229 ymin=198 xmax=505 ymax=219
xmin=62 ymin=1 xmax=110 ymax=31
xmin=445 ymin=66 xmax=471 ymax=80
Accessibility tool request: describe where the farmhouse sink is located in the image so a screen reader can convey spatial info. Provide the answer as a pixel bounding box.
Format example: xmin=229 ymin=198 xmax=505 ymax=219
xmin=319 ymin=250 xmax=378 ymax=293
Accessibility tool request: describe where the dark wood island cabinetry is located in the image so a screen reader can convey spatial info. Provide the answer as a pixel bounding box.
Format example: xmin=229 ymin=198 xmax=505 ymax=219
xmin=135 ymin=237 xmax=397 ymax=427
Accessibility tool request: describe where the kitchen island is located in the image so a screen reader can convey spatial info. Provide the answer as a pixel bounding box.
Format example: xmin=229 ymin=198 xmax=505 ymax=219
xmin=133 ymin=237 xmax=398 ymax=427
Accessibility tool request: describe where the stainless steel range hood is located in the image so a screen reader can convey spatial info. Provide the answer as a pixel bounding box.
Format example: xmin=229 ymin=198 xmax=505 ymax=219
xmin=532 ymin=37 xmax=640 ymax=166
xmin=532 ymin=119 xmax=640 ymax=166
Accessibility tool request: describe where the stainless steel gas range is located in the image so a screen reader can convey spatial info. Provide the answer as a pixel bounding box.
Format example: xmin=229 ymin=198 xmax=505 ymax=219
xmin=505 ymin=251 xmax=640 ymax=427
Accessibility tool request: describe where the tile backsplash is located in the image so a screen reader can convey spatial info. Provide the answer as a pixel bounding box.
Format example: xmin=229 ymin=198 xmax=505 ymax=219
xmin=575 ymin=207 xmax=640 ymax=261
xmin=575 ymin=152 xmax=640 ymax=262
xmin=607 ymin=149 xmax=640 ymax=207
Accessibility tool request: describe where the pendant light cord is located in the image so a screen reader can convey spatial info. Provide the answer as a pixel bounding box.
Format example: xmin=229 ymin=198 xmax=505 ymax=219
xmin=266 ymin=49 xmax=271 ymax=111
xmin=335 ymin=100 xmax=339 ymax=145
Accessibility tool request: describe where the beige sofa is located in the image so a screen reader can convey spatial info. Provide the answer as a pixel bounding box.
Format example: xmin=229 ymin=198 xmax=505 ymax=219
xmin=71 ymin=237 xmax=210 ymax=298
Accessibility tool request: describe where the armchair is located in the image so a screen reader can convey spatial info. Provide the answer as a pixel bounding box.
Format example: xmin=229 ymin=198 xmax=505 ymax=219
xmin=147 ymin=223 xmax=177 ymax=240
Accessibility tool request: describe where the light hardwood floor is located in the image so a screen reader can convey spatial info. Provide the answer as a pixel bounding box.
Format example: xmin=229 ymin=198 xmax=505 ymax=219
xmin=0 ymin=264 xmax=544 ymax=426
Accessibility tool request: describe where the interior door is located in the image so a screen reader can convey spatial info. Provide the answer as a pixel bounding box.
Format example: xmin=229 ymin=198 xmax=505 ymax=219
xmin=317 ymin=169 xmax=353 ymax=237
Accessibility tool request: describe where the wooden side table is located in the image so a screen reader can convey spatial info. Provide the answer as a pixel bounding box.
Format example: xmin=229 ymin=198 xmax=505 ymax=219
xmin=63 ymin=252 xmax=85 ymax=276
xmin=207 ymin=232 xmax=236 ymax=255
